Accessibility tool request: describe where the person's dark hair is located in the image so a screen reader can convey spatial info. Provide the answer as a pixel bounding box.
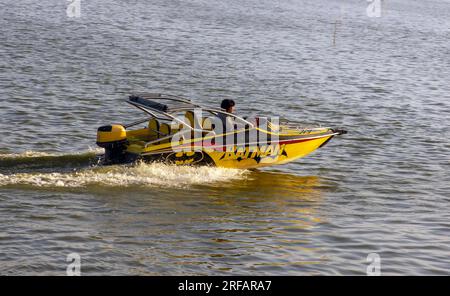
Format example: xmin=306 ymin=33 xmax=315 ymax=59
xmin=221 ymin=99 xmax=235 ymax=110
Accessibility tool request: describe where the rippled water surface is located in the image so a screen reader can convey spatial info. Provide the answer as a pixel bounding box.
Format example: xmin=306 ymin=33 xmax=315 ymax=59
xmin=1 ymin=0 xmax=449 ymax=275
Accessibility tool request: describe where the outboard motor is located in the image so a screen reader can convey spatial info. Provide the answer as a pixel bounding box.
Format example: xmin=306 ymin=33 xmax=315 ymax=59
xmin=96 ymin=125 xmax=128 ymax=164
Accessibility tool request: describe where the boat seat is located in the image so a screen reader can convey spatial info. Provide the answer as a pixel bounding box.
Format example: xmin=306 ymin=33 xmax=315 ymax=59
xmin=170 ymin=122 xmax=184 ymax=139
xmin=184 ymin=111 xmax=203 ymax=129
xmin=182 ymin=111 xmax=200 ymax=140
xmin=148 ymin=118 xmax=160 ymax=138
xmin=184 ymin=111 xmax=194 ymax=128
xmin=159 ymin=123 xmax=171 ymax=144
xmin=202 ymin=117 xmax=216 ymax=131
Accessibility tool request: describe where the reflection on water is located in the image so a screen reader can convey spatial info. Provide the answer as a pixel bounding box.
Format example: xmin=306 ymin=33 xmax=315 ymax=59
xmin=78 ymin=171 xmax=326 ymax=275
xmin=218 ymin=170 xmax=322 ymax=200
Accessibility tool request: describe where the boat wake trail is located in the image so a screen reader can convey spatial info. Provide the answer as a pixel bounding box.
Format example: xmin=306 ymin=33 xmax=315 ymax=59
xmin=0 ymin=149 xmax=102 ymax=173
xmin=0 ymin=151 xmax=248 ymax=189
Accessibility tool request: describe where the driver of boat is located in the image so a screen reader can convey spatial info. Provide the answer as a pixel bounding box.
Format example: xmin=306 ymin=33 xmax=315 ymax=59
xmin=218 ymin=99 xmax=236 ymax=131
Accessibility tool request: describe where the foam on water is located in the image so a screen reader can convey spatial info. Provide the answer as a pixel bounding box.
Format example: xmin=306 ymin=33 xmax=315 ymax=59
xmin=0 ymin=151 xmax=57 ymax=158
xmin=0 ymin=161 xmax=248 ymax=188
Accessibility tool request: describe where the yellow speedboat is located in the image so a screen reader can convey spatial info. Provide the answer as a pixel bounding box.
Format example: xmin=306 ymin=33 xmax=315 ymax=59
xmin=96 ymin=93 xmax=346 ymax=169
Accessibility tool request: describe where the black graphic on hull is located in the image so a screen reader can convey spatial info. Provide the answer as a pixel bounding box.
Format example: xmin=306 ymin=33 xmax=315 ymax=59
xmin=219 ymin=144 xmax=288 ymax=164
xmin=140 ymin=151 xmax=215 ymax=166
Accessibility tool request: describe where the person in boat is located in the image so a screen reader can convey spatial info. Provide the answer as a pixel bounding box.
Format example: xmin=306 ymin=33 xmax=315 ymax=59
xmin=218 ymin=99 xmax=236 ymax=131
xmin=220 ymin=99 xmax=235 ymax=115
xmin=217 ymin=99 xmax=236 ymax=131
xmin=217 ymin=99 xmax=259 ymax=129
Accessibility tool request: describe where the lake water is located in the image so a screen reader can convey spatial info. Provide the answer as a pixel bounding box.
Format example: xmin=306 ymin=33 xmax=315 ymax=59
xmin=0 ymin=0 xmax=449 ymax=275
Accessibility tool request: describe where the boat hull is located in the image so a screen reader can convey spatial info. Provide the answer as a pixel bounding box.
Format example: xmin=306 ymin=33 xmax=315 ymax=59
xmin=130 ymin=134 xmax=335 ymax=169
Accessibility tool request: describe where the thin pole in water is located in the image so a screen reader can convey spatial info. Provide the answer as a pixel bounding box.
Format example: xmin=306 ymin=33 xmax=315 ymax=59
xmin=333 ymin=19 xmax=338 ymax=46
xmin=333 ymin=5 xmax=344 ymax=47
